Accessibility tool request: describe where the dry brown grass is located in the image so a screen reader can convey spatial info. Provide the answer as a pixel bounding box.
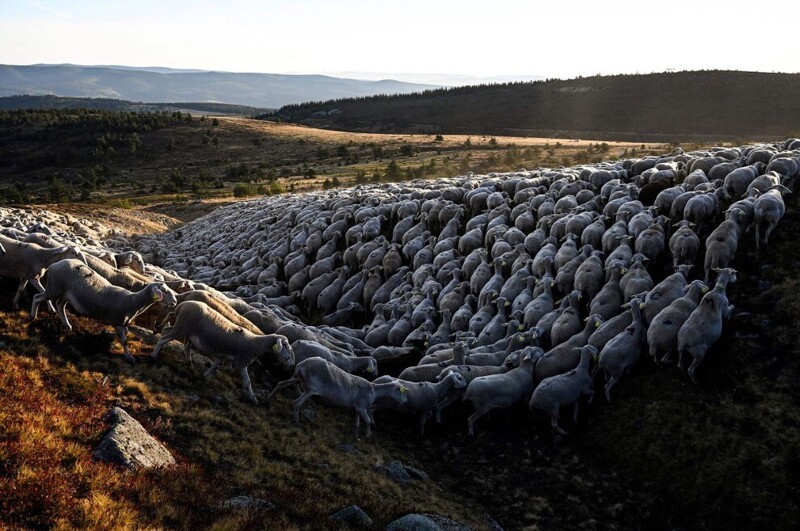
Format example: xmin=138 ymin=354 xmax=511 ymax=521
xmin=0 ymin=292 xmax=481 ymax=530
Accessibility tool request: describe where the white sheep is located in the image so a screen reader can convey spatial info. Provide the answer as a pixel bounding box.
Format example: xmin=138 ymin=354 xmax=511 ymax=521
xmin=677 ymin=268 xmax=737 ymax=384
xmin=372 ymin=371 xmax=467 ymax=436
xmin=291 ymin=339 xmax=377 ymax=375
xmin=668 ymin=220 xmax=700 ymax=267
xmin=151 ymin=300 xmax=293 ymax=402
xmin=31 ymin=258 xmax=176 ymax=363
xmin=753 ymin=185 xmax=791 ymax=249
xmin=269 ymin=357 xmax=408 ymax=440
xmin=529 ymin=345 xmax=597 ymax=434
xmin=463 ymin=346 xmax=542 ymax=436
xmin=596 ymin=296 xmax=647 ymax=402
xmin=0 ymin=234 xmax=86 ymax=311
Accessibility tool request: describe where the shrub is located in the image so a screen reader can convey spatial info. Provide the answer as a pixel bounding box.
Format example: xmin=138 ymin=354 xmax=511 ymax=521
xmin=233 ymin=182 xmax=257 ymax=197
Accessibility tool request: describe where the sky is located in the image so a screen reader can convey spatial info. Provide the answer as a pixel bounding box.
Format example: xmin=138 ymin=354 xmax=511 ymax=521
xmin=2 ymin=0 xmax=800 ymax=83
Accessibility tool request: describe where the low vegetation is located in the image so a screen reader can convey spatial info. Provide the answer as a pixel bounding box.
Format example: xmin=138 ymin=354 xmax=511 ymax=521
xmin=0 ymin=108 xmax=666 ymax=212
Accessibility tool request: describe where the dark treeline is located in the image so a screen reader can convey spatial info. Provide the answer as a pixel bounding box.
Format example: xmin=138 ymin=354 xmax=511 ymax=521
xmin=0 ymin=95 xmax=271 ymax=116
xmin=267 ymin=70 xmax=800 ymax=141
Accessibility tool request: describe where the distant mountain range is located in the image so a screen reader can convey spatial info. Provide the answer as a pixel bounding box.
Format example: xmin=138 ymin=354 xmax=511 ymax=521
xmin=272 ymin=70 xmax=800 ymax=141
xmin=0 ymin=64 xmax=439 ymax=108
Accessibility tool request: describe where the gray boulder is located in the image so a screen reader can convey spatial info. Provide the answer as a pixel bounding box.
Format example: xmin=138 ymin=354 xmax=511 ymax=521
xmin=92 ymin=407 xmax=175 ymax=470
xmin=386 ymin=513 xmax=471 ymax=531
xmin=377 ymin=460 xmax=429 ymax=484
xmin=331 ymin=504 xmax=373 ymax=528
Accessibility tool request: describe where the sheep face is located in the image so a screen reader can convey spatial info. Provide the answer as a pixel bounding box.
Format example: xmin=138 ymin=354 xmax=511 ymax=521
xmin=62 ymin=246 xmax=88 ymax=265
xmin=153 ymin=284 xmax=177 ymax=308
xmin=270 ymin=336 xmax=295 ymax=370
xmin=448 ymin=372 xmax=468 ymax=389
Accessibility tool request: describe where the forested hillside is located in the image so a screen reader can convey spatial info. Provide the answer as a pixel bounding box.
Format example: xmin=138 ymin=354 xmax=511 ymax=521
xmin=271 ymin=70 xmax=800 ymax=141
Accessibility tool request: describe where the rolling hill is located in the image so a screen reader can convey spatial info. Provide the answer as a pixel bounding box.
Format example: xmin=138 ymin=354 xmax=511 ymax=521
xmin=270 ymin=70 xmax=800 ymax=141
xmin=0 ymin=64 xmax=438 ymax=108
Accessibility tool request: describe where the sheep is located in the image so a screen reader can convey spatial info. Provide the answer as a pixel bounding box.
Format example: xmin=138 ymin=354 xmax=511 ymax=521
xmin=683 ymin=192 xmax=719 ymax=234
xmin=535 ymin=314 xmax=604 ymax=381
xmin=643 ymin=265 xmax=691 ymax=324
xmin=398 ymin=342 xmax=468 ymax=382
xmin=463 ymin=346 xmax=542 ymax=436
xmin=269 ymin=357 xmax=408 ymax=440
xmin=114 ymin=251 xmax=146 ymax=274
xmin=529 ymin=345 xmax=597 ymax=434
xmin=596 ymin=297 xmax=647 ymax=402
xmin=151 ymin=300 xmax=293 ymax=402
xmin=588 ymin=261 xmax=626 ymax=321
xmin=0 ymin=234 xmax=87 ymax=311
xmin=31 ymin=258 xmax=176 ymax=363
xmin=619 ymin=254 xmax=653 ymax=302
xmin=753 ymin=185 xmax=791 ymax=249
xmin=372 ymin=371 xmax=467 ymax=436
xmin=703 ymin=209 xmax=745 ymax=282
xmin=677 ymin=268 xmax=737 ymax=384
xmin=647 ymin=280 xmax=709 ymax=365
xmin=669 ymin=220 xmax=700 ymax=267
xmin=291 ymin=340 xmax=378 ymax=376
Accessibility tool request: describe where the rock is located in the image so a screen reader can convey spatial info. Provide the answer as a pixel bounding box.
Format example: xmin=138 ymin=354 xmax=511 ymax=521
xmin=378 ymin=460 xmax=428 ymax=484
xmin=386 ymin=513 xmax=471 ymax=531
xmin=301 ymin=407 xmax=316 ymax=422
xmin=331 ymin=504 xmax=373 ymax=528
xmin=404 ymin=465 xmax=429 ymax=481
xmin=211 ymin=395 xmax=226 ymax=405
xmin=219 ymin=495 xmax=275 ymax=511
xmin=339 ymin=443 xmax=362 ymax=455
xmin=92 ymin=407 xmax=175 ymax=470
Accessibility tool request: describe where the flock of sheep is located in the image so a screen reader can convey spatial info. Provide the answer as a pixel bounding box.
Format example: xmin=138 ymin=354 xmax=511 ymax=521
xmin=1 ymin=138 xmax=798 ymax=440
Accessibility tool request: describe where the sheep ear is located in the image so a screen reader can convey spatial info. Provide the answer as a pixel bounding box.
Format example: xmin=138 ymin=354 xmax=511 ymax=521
xmin=152 ymin=288 xmax=164 ymax=302
xmin=125 ymin=255 xmax=133 ymax=264
xmin=272 ymin=343 xmax=280 ymax=352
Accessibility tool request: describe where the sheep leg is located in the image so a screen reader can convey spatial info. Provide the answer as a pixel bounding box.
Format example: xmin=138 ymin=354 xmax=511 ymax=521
xmin=604 ymin=376 xmax=617 ymax=403
xmin=357 ymin=408 xmax=374 ymax=440
xmin=114 ymin=326 xmax=135 ymax=363
xmin=550 ymin=407 xmax=568 ymax=435
xmin=764 ymin=222 xmax=776 ymax=247
xmin=419 ymin=411 xmax=432 ymax=437
xmin=650 ymin=345 xmax=661 ymax=366
xmin=151 ymin=327 xmax=177 ymax=359
xmin=267 ymin=377 xmax=299 ymax=402
xmin=292 ymin=391 xmax=315 ymax=424
xmin=572 ymin=402 xmax=580 ymax=424
xmin=56 ymin=298 xmax=72 ymax=330
xmin=31 ymin=291 xmax=48 ymax=319
xmin=28 ymin=277 xmax=56 ymax=313
xmin=12 ymin=279 xmax=28 ymax=310
xmin=183 ymin=341 xmax=194 ymax=368
xmin=239 ymin=366 xmax=258 ymax=404
xmin=467 ymin=406 xmax=490 ymax=437
xmin=687 ymin=357 xmax=701 ymax=385
xmin=203 ymin=359 xmax=220 ymax=379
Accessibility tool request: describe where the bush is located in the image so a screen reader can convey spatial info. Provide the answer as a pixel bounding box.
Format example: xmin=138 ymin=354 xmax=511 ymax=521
xmin=233 ymin=182 xmax=257 ymax=197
